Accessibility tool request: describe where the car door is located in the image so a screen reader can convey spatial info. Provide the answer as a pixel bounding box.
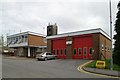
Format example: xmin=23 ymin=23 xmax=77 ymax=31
xmin=46 ymin=53 xmax=50 ymax=59
xmin=48 ymin=53 xmax=54 ymax=59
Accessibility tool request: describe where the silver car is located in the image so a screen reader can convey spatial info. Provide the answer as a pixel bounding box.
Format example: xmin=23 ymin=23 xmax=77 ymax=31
xmin=36 ymin=52 xmax=57 ymax=61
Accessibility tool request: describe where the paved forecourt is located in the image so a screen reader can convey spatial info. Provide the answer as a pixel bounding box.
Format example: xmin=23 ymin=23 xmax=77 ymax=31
xmin=2 ymin=57 xmax=113 ymax=78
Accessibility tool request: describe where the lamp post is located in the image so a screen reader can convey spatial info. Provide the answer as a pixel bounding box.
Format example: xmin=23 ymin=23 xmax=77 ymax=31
xmin=1 ymin=35 xmax=4 ymax=54
xmin=109 ymin=0 xmax=113 ymax=70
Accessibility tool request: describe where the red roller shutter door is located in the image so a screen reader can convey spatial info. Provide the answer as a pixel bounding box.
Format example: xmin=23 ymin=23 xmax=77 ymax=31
xmin=72 ymin=34 xmax=92 ymax=59
xmin=82 ymin=36 xmax=92 ymax=59
xmin=52 ymin=38 xmax=66 ymax=59
xmin=72 ymin=37 xmax=83 ymax=59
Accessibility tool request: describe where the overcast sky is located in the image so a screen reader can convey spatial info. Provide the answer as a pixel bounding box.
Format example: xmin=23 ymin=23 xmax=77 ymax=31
xmin=0 ymin=0 xmax=119 ymax=37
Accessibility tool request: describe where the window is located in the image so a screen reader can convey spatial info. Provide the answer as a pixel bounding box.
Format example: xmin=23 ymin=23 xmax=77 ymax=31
xmin=60 ymin=49 xmax=63 ymax=55
xmin=105 ymin=46 xmax=107 ymax=51
xmin=102 ymin=44 xmax=104 ymax=51
xmin=7 ymin=38 xmax=12 ymax=45
xmin=57 ymin=50 xmax=59 ymax=55
xmin=73 ymin=48 xmax=77 ymax=55
xmin=17 ymin=36 xmax=22 ymax=43
xmin=24 ymin=35 xmax=28 ymax=42
xmin=84 ymin=47 xmax=87 ymax=54
xmin=14 ymin=37 xmax=18 ymax=44
xmin=11 ymin=37 xmax=14 ymax=44
xmin=22 ymin=35 xmax=24 ymax=38
xmin=64 ymin=49 xmax=66 ymax=55
xmin=49 ymin=53 xmax=52 ymax=55
xmin=25 ymin=35 xmax=28 ymax=38
xmin=46 ymin=53 xmax=49 ymax=55
xmin=89 ymin=48 xmax=93 ymax=54
xmin=78 ymin=48 xmax=82 ymax=55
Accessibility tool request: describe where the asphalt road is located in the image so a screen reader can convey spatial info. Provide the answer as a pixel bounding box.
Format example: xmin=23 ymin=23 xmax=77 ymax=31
xmin=2 ymin=57 xmax=110 ymax=78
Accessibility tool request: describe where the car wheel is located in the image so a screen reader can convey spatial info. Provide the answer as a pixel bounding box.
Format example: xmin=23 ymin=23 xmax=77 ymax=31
xmin=44 ymin=57 xmax=47 ymax=61
xmin=37 ymin=58 xmax=40 ymax=61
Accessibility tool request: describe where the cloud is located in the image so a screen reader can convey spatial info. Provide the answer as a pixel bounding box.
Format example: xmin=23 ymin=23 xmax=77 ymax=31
xmin=0 ymin=0 xmax=119 ymax=38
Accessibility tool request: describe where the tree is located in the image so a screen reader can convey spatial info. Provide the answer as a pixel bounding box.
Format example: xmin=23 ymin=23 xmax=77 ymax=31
xmin=113 ymin=1 xmax=120 ymax=66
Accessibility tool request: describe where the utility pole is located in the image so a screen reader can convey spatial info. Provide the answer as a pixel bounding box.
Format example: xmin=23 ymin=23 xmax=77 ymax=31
xmin=43 ymin=27 xmax=45 ymax=35
xmin=109 ymin=0 xmax=113 ymax=70
xmin=1 ymin=35 xmax=4 ymax=54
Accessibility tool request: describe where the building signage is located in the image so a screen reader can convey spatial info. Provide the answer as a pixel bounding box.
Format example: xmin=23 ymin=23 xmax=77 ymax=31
xmin=96 ymin=60 xmax=105 ymax=69
xmin=66 ymin=41 xmax=72 ymax=45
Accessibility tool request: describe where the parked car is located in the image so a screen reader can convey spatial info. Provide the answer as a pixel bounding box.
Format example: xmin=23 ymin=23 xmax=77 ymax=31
xmin=36 ymin=52 xmax=57 ymax=61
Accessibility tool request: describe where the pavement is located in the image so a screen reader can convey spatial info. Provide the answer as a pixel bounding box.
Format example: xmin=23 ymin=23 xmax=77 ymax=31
xmin=83 ymin=67 xmax=120 ymax=77
xmin=2 ymin=55 xmax=35 ymax=60
xmin=78 ymin=60 xmax=120 ymax=78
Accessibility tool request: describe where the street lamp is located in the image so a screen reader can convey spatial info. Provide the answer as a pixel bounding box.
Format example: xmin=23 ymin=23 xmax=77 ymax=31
xmin=1 ymin=35 xmax=4 ymax=54
xmin=109 ymin=0 xmax=113 ymax=70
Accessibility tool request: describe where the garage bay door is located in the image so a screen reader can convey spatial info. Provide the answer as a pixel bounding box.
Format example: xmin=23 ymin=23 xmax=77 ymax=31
xmin=52 ymin=38 xmax=66 ymax=59
xmin=72 ymin=34 xmax=93 ymax=59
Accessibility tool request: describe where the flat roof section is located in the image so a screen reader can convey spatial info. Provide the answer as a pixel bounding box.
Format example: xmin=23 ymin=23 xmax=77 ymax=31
xmin=7 ymin=31 xmax=46 ymax=38
xmin=46 ymin=28 xmax=110 ymax=40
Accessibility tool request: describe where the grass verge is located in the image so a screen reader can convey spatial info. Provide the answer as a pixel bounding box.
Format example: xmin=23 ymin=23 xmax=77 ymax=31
xmin=85 ymin=59 xmax=120 ymax=71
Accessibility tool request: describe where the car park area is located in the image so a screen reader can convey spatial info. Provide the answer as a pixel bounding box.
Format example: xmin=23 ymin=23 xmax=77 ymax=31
xmin=2 ymin=57 xmax=110 ymax=78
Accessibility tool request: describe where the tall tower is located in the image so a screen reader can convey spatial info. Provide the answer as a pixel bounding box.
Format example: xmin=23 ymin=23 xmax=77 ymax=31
xmin=47 ymin=23 xmax=58 ymax=36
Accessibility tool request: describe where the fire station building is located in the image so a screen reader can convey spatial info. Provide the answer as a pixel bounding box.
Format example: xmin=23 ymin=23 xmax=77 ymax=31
xmin=47 ymin=24 xmax=111 ymax=60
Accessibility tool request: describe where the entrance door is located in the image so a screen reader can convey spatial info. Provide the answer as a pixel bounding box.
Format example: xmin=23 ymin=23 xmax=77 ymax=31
xmin=30 ymin=47 xmax=36 ymax=58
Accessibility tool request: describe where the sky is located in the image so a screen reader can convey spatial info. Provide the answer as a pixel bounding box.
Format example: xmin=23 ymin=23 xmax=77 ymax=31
xmin=0 ymin=0 xmax=119 ymax=38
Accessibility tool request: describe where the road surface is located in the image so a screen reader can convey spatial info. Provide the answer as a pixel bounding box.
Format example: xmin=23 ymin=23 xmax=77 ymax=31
xmin=2 ymin=57 xmax=110 ymax=78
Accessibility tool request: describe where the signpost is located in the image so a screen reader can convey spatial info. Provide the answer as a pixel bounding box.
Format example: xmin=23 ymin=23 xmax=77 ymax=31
xmin=96 ymin=61 xmax=106 ymax=69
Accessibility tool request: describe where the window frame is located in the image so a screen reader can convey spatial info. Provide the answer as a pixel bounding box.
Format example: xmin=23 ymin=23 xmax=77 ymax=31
xmin=89 ymin=47 xmax=93 ymax=55
xmin=83 ymin=47 xmax=87 ymax=55
xmin=73 ymin=48 xmax=77 ymax=55
xmin=78 ymin=48 xmax=82 ymax=55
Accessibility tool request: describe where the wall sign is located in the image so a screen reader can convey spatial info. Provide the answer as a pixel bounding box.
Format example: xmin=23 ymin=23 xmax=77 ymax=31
xmin=96 ymin=60 xmax=105 ymax=69
xmin=66 ymin=41 xmax=72 ymax=45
